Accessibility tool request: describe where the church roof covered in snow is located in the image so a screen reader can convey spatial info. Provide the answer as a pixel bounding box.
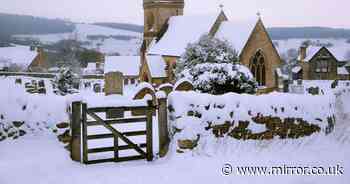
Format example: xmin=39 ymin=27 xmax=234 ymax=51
xmin=0 ymin=45 xmax=38 ymax=68
xmin=146 ymin=56 xmax=167 ymax=78
xmin=148 ymin=14 xmax=219 ymax=57
xmin=104 ymin=56 xmax=141 ymax=76
xmin=215 ymin=19 xmax=258 ymax=54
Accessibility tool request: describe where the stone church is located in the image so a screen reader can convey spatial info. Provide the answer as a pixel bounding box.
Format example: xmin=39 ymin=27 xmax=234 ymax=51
xmin=140 ymin=0 xmax=282 ymax=92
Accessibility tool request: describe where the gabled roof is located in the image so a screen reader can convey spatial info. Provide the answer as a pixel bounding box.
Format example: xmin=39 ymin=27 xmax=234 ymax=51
xmin=145 ymin=56 xmax=167 ymax=78
xmin=0 ymin=45 xmax=38 ymax=68
xmin=148 ymin=13 xmax=219 ymax=57
xmin=301 ymin=46 xmax=323 ymax=61
xmin=104 ymin=56 xmax=141 ymax=76
xmin=274 ymin=39 xmax=350 ymax=62
xmin=301 ymin=46 xmax=344 ymax=62
xmin=214 ymin=18 xmax=258 ymax=53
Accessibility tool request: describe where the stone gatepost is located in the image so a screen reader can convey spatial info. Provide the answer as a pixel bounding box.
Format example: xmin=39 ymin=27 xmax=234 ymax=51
xmin=104 ymin=71 xmax=124 ymax=118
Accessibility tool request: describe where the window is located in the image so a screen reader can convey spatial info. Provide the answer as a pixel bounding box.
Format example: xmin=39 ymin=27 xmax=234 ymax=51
xmin=250 ymin=50 xmax=266 ymax=86
xmin=315 ymin=60 xmax=329 ymax=73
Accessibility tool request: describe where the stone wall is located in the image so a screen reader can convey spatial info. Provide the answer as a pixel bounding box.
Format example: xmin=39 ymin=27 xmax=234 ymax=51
xmin=168 ymin=91 xmax=336 ymax=151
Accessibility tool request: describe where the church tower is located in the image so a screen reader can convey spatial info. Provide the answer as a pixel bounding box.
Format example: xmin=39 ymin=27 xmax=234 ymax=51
xmin=143 ymin=0 xmax=184 ymax=48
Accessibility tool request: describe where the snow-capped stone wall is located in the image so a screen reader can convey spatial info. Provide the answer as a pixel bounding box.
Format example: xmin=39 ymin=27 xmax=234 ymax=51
xmin=168 ymin=91 xmax=336 ymax=150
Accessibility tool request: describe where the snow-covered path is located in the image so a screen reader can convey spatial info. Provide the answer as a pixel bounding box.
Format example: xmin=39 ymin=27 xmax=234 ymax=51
xmin=1 ymin=134 xmax=349 ymax=184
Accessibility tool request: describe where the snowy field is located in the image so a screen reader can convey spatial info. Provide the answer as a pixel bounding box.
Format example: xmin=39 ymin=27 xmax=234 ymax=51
xmin=1 ymin=76 xmax=350 ymax=184
xmin=13 ymin=24 xmax=142 ymax=56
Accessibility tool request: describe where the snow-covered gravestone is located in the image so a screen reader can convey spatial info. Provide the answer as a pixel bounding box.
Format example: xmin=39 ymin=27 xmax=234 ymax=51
xmin=174 ymin=79 xmax=193 ymax=92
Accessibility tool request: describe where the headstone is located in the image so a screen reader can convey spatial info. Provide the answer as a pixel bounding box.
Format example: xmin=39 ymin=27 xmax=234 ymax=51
xmin=308 ymin=87 xmax=320 ymax=95
xmin=283 ymin=80 xmax=289 ymax=93
xmin=93 ymin=83 xmax=102 ymax=93
xmin=331 ymin=80 xmax=338 ymax=89
xmin=104 ymin=72 xmax=124 ymax=118
xmin=15 ymin=78 xmax=22 ymax=84
xmin=297 ymin=79 xmax=303 ymax=86
xmin=84 ymin=82 xmax=91 ymax=89
xmin=104 ymin=72 xmax=123 ymax=96
xmin=38 ymin=80 xmax=45 ymax=88
xmin=174 ymin=80 xmax=193 ymax=91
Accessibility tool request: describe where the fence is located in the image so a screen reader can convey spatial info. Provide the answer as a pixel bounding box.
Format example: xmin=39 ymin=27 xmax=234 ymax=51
xmin=70 ymin=98 xmax=169 ymax=164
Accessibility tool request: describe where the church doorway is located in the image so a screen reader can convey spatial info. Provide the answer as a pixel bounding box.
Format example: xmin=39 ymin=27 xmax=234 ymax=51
xmin=250 ymin=50 xmax=266 ymax=86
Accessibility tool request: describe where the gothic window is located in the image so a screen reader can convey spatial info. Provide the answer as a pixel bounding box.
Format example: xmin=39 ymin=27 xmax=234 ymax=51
xmin=250 ymin=50 xmax=266 ymax=86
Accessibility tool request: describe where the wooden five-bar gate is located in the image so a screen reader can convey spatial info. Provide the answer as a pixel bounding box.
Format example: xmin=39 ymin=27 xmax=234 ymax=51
xmin=70 ymin=98 xmax=169 ymax=165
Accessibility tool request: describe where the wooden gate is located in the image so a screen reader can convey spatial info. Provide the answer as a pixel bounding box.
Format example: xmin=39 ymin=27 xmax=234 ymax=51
xmin=71 ymin=101 xmax=155 ymax=164
xmin=70 ymin=98 xmax=169 ymax=165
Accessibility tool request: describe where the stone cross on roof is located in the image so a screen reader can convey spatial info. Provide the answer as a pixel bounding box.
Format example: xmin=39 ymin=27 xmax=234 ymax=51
xmin=257 ymin=12 xmax=262 ymax=19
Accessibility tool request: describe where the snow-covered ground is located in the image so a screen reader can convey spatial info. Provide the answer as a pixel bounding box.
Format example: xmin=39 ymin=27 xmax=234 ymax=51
xmin=13 ymin=23 xmax=142 ymax=56
xmin=0 ymin=129 xmax=349 ymax=184
xmin=1 ymin=76 xmax=350 ymax=184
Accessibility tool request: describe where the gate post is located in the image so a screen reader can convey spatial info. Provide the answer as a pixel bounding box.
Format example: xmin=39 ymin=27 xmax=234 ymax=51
xmin=70 ymin=101 xmax=82 ymax=162
xmin=146 ymin=100 xmax=154 ymax=161
xmin=157 ymin=98 xmax=170 ymax=157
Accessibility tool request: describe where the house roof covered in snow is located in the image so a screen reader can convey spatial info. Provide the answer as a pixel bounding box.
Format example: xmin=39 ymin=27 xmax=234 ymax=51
xmin=301 ymin=46 xmax=350 ymax=62
xmin=292 ymin=66 xmax=302 ymax=73
xmin=104 ymin=56 xmax=141 ymax=76
xmin=146 ymin=56 xmax=167 ymax=78
xmin=148 ymin=14 xmax=219 ymax=57
xmin=273 ymin=39 xmax=350 ymax=62
xmin=338 ymin=67 xmax=349 ymax=75
xmin=215 ymin=19 xmax=258 ymax=53
xmin=0 ymin=45 xmax=38 ymax=68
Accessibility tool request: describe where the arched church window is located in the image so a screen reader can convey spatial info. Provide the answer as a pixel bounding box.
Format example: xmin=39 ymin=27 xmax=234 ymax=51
xmin=250 ymin=50 xmax=266 ymax=86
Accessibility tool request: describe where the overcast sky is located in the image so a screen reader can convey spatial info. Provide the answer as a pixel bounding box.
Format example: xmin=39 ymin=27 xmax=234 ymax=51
xmin=0 ymin=0 xmax=349 ymax=28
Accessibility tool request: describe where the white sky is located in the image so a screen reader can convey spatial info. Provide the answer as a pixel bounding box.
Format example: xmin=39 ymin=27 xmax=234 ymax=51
xmin=0 ymin=0 xmax=349 ymax=28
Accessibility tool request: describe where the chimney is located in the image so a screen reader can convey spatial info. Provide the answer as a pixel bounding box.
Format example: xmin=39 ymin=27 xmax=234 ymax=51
xmin=299 ymin=46 xmax=307 ymax=61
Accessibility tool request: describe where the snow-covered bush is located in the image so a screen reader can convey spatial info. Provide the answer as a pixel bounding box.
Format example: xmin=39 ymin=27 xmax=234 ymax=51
xmin=52 ymin=68 xmax=80 ymax=96
xmin=176 ymin=35 xmax=257 ymax=95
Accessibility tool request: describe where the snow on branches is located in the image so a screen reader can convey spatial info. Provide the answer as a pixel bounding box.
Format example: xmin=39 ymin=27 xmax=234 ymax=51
xmin=176 ymin=35 xmax=257 ymax=95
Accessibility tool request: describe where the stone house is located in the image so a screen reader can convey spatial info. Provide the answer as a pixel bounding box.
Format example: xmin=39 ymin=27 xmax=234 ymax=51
xmin=294 ymin=46 xmax=350 ymax=80
xmin=0 ymin=45 xmax=47 ymax=72
xmin=141 ymin=0 xmax=282 ymax=92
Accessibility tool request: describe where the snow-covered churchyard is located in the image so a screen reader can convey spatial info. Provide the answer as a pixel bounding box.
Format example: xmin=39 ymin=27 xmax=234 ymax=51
xmin=1 ymin=33 xmax=350 ymax=184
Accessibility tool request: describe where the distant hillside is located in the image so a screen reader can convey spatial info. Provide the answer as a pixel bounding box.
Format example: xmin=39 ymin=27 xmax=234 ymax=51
xmin=0 ymin=13 xmax=75 ymax=41
xmin=93 ymin=22 xmax=143 ymax=33
xmin=267 ymin=27 xmax=350 ymax=40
